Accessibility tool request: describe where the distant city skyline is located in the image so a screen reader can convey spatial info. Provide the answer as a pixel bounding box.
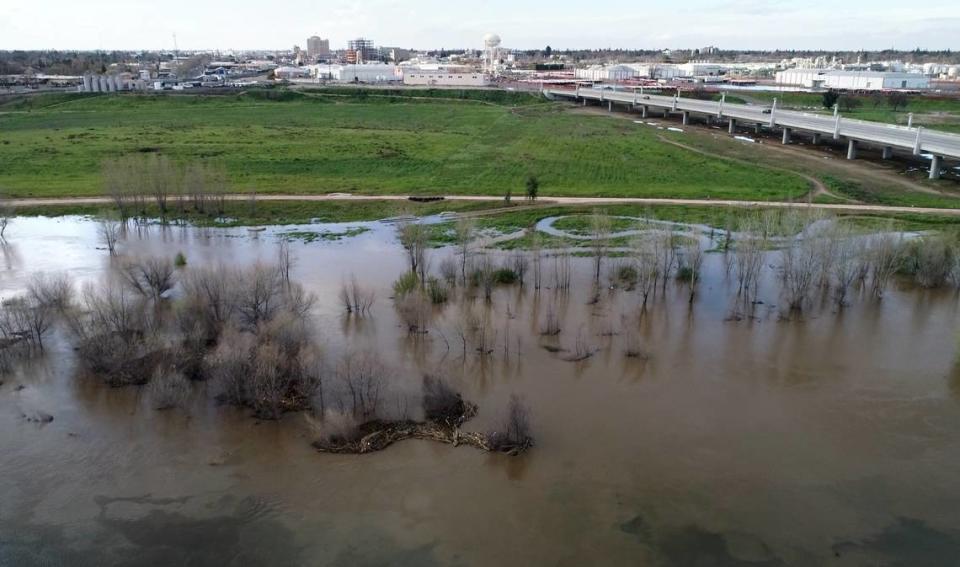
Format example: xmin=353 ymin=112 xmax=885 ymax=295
xmin=3 ymin=0 xmax=959 ymax=52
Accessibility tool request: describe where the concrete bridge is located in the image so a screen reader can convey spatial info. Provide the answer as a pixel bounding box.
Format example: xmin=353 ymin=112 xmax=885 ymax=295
xmin=546 ymin=87 xmax=960 ymax=179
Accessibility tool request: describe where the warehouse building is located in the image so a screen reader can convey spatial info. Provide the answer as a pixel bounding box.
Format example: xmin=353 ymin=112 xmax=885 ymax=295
xmin=775 ymin=69 xmax=930 ymax=90
xmin=304 ymin=63 xmax=401 ymax=83
xmin=403 ymin=67 xmax=489 ymax=87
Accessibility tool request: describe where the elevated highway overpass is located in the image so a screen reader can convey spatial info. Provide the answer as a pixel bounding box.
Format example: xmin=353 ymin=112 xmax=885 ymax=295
xmin=546 ymin=87 xmax=960 ymax=179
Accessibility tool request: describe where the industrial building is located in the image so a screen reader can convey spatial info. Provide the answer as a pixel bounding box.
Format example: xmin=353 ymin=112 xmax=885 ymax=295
xmin=775 ymin=69 xmax=930 ymax=90
xmin=403 ymin=66 xmax=488 ymax=87
xmin=303 ymin=63 xmax=401 ymax=83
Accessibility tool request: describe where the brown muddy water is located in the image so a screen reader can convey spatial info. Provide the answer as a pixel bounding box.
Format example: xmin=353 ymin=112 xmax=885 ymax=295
xmin=2 ymin=215 xmax=960 ymax=566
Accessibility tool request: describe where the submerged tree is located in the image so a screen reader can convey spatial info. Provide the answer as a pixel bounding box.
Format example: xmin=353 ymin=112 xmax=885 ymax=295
xmin=590 ymin=210 xmax=612 ymax=282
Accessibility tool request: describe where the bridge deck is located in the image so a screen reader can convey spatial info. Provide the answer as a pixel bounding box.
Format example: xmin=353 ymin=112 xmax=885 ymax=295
xmin=549 ymin=88 xmax=960 ymax=160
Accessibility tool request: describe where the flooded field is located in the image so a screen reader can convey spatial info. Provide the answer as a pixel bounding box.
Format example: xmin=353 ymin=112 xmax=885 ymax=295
xmin=3 ymin=213 xmax=960 ymax=566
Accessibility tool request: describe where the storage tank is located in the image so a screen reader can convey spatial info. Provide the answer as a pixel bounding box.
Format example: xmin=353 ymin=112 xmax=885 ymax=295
xmin=99 ymin=76 xmax=109 ymax=92
xmin=82 ymin=75 xmax=93 ymax=92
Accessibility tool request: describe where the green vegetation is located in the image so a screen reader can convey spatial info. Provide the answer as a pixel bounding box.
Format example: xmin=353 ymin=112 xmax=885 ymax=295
xmin=8 ymin=198 xmax=509 ymax=227
xmin=0 ymin=89 xmax=806 ymax=200
xmin=280 ymin=227 xmax=370 ymax=243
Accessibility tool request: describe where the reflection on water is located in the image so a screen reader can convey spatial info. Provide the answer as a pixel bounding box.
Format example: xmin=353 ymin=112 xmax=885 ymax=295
xmin=2 ymin=215 xmax=960 ymax=566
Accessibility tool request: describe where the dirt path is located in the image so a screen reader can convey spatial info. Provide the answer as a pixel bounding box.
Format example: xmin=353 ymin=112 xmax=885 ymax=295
xmin=9 ymin=193 xmax=960 ymax=217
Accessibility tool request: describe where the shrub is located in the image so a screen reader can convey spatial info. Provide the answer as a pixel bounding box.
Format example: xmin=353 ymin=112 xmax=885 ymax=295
xmin=422 ymin=375 xmax=467 ymax=426
xmin=174 ymin=252 xmax=187 ymax=267
xmin=488 ymin=394 xmax=533 ymax=454
xmin=392 ymin=270 xmax=419 ymax=297
xmin=492 ymin=268 xmax=519 ymax=284
xmin=426 ymin=277 xmax=449 ymax=304
xmin=147 ymin=367 xmax=190 ymax=410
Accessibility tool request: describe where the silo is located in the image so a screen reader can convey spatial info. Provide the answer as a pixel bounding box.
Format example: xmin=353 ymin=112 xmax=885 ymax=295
xmin=99 ymin=75 xmax=109 ymax=92
xmin=82 ymin=75 xmax=93 ymax=92
xmin=113 ymin=75 xmax=122 ymax=91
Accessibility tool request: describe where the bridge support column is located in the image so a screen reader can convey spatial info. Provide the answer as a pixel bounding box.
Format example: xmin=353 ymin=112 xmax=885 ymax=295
xmin=811 ymin=133 xmax=821 ymax=145
xmin=682 ymin=111 xmax=690 ymax=125
xmin=641 ymin=105 xmax=648 ymax=118
xmin=882 ymin=146 xmax=893 ymax=160
xmin=846 ymin=139 xmax=858 ymax=160
xmin=728 ymin=118 xmax=736 ymax=134
xmin=608 ymin=100 xmax=613 ymax=112
xmin=663 ymin=108 xmax=669 ymax=118
xmin=582 ymin=98 xmax=587 ymax=107
xmin=781 ymin=128 xmax=792 ymax=145
xmin=755 ymin=123 xmax=762 ymax=134
xmin=929 ymin=155 xmax=942 ymax=180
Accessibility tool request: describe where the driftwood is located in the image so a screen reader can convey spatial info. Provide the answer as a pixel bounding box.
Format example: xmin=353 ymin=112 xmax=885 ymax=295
xmin=312 ymin=402 xmax=532 ymax=456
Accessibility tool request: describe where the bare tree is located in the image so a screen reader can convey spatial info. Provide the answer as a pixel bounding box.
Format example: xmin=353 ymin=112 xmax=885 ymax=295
xmin=867 ymin=232 xmax=904 ymax=298
xmin=632 ymin=238 xmax=659 ymax=307
xmin=552 ymin=253 xmax=572 ymax=291
xmin=455 ymin=217 xmax=475 ymax=283
xmin=119 ymin=258 xmax=176 ymax=301
xmin=99 ymin=220 xmax=121 ymax=255
xmin=340 ymin=275 xmax=375 ymax=314
xmin=488 ymin=394 xmax=533 ymax=454
xmin=531 ymin=233 xmax=543 ymax=290
xmin=147 ymin=154 xmax=176 ymax=218
xmin=512 ymin=252 xmax=529 ymax=287
xmin=206 ymin=161 xmax=229 ymax=216
xmin=334 ymin=351 xmax=388 ymax=420
xmin=683 ymin=236 xmax=705 ymax=303
xmin=396 ymin=292 xmax=431 ymax=333
xmin=654 ymin=230 xmax=677 ymax=293
xmin=102 ymin=157 xmax=135 ymax=221
xmin=780 ymin=236 xmax=821 ymax=311
xmin=0 ymin=189 xmax=11 ymax=241
xmin=27 ymin=272 xmax=73 ymax=312
xmin=398 ymin=222 xmax=429 ymax=280
xmin=277 ymin=239 xmax=294 ymax=288
xmin=590 ymin=210 xmax=612 ymax=282
xmin=831 ymin=228 xmax=861 ymax=306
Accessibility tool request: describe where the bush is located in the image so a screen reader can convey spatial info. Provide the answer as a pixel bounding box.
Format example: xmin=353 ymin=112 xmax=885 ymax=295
xmin=488 ymin=394 xmax=533 ymax=454
xmin=392 ymin=270 xmax=419 ymax=297
xmin=492 ymin=268 xmax=518 ymax=284
xmin=422 ymin=375 xmax=466 ymax=426
xmin=147 ymin=367 xmax=190 ymax=410
xmin=174 ymin=252 xmax=187 ymax=267
xmin=426 ymin=277 xmax=449 ymax=304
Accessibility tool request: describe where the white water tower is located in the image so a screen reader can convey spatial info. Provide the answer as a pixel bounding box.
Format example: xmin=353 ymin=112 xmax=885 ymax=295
xmin=483 ymin=33 xmax=502 ymax=74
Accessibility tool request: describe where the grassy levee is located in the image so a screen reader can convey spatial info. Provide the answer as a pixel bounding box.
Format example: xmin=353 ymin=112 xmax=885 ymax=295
xmin=0 ymin=89 xmax=806 ymax=200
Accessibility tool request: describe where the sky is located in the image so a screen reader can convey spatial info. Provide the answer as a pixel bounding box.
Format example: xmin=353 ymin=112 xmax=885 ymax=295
xmin=2 ymin=0 xmax=959 ymax=52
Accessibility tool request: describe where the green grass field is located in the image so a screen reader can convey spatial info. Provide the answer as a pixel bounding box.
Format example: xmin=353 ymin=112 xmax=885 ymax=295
xmin=0 ymin=90 xmax=807 ymax=200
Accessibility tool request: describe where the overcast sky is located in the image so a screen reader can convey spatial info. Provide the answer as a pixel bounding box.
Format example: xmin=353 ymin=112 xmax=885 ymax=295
xmin=3 ymin=0 xmax=959 ymax=52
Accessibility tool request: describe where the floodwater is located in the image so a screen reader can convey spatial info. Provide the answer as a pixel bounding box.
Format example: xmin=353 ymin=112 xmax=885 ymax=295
xmin=3 ymin=215 xmax=960 ymax=566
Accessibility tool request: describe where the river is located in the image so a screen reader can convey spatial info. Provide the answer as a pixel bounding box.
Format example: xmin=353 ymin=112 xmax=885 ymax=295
xmin=2 ymin=215 xmax=960 ymax=566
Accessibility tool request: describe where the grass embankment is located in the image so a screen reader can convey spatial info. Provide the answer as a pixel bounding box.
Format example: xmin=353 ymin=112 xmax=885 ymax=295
xmin=656 ymin=126 xmax=960 ymax=208
xmin=0 ymin=89 xmax=805 ymax=200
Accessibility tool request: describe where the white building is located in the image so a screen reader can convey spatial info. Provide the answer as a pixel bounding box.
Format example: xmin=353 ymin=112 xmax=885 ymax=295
xmin=304 ymin=63 xmax=401 ymax=83
xmin=403 ymin=67 xmax=489 ymax=87
xmin=574 ymin=64 xmax=639 ymax=81
xmin=775 ymin=69 xmax=930 ymax=90
xmin=677 ymin=62 xmax=725 ymax=77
